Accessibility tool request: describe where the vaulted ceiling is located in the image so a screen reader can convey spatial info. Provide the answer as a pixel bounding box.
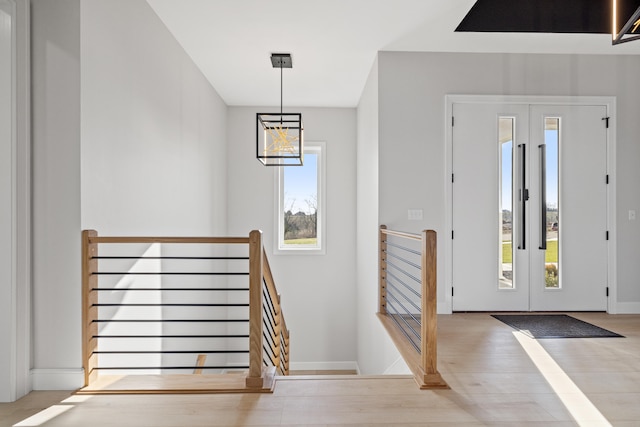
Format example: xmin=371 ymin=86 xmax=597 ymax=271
xmin=146 ymin=0 xmax=640 ymax=107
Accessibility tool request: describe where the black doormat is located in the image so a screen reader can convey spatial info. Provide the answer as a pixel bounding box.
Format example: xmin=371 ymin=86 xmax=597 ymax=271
xmin=491 ymin=314 xmax=624 ymax=339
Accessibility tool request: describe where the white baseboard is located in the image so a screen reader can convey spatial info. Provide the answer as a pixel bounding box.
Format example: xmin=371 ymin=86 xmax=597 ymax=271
xmin=614 ymin=302 xmax=640 ymax=314
xmin=438 ymin=301 xmax=452 ymax=314
xmin=289 ymin=361 xmax=359 ymax=372
xmin=31 ymin=369 xmax=84 ymax=390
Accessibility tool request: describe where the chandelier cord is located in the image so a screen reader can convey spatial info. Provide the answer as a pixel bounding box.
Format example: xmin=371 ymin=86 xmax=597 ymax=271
xmin=280 ymin=62 xmax=283 ymax=123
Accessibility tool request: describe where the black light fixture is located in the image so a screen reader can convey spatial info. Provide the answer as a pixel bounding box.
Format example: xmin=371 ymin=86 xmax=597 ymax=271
xmin=612 ymin=0 xmax=640 ymax=45
xmin=257 ymin=53 xmax=303 ymax=166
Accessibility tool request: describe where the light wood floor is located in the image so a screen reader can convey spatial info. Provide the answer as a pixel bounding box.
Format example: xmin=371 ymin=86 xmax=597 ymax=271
xmin=2 ymin=313 xmax=639 ymax=426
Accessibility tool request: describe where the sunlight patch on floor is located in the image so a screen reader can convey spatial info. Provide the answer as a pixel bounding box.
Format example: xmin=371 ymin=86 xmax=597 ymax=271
xmin=13 ymin=404 xmax=74 ymax=427
xmin=513 ymin=331 xmax=612 ymax=427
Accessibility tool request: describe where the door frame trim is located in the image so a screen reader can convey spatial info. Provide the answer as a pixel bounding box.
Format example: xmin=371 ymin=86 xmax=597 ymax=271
xmin=444 ymin=95 xmax=617 ymax=314
xmin=0 ymin=0 xmax=31 ymax=402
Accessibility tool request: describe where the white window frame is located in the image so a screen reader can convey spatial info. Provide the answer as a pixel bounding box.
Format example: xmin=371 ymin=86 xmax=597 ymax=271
xmin=274 ymin=141 xmax=326 ymax=255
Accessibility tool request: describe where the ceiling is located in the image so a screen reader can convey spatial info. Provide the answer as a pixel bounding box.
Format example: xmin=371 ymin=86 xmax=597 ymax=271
xmin=146 ymin=0 xmax=640 ymax=108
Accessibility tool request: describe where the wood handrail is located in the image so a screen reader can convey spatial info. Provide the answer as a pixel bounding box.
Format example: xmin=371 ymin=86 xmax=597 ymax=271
xmin=378 ymin=225 xmax=448 ymax=389
xmin=255 ymin=247 xmax=291 ymax=379
xmin=380 ymin=228 xmax=421 ymax=241
xmin=87 ymin=236 xmax=250 ymax=244
xmin=262 ymin=249 xmax=281 ymax=314
xmin=278 ymin=294 xmax=290 ymax=375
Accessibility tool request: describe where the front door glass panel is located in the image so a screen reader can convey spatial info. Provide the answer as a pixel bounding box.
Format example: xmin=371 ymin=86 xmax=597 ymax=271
xmin=544 ymin=118 xmax=560 ymax=289
xmin=499 ymin=118 xmax=514 ymax=289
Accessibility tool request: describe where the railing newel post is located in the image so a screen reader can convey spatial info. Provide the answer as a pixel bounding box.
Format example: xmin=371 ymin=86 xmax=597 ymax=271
xmin=379 ymin=225 xmax=388 ymax=314
xmin=421 ymin=230 xmax=437 ymax=376
xmin=82 ymin=229 xmax=99 ymax=387
xmin=246 ymin=230 xmax=264 ymax=388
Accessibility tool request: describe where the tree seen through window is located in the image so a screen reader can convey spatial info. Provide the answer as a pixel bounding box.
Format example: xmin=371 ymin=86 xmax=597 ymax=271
xmin=280 ymin=150 xmax=320 ymax=248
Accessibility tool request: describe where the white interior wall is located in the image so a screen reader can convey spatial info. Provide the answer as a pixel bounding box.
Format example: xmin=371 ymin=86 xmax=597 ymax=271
xmin=81 ymin=0 xmax=229 ymax=377
xmin=226 ymin=107 xmax=358 ymax=370
xmin=355 ymin=58 xmax=407 ymax=375
xmin=0 ymin=0 xmax=15 ymax=402
xmin=13 ymin=0 xmax=29 ymax=400
xmin=30 ymin=0 xmax=229 ymax=390
xmin=377 ymin=51 xmax=640 ymax=313
xmin=31 ymin=0 xmax=82 ymax=390
xmin=81 ymin=0 xmax=227 ymax=237
xmin=1 ymin=0 xmax=29 ymax=402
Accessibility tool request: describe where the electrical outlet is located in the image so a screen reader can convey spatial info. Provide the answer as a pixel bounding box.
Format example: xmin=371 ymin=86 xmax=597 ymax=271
xmin=408 ymin=209 xmax=423 ymax=220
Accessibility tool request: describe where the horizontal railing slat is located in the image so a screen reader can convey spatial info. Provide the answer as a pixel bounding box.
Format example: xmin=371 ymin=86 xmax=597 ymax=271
xmin=89 ymin=236 xmax=250 ymax=244
xmin=93 ymin=319 xmax=249 ymax=323
xmin=93 ymin=350 xmax=249 ymax=354
xmin=93 ymin=303 xmax=249 ymax=307
xmin=93 ymin=256 xmax=249 ymax=260
xmin=94 ymin=272 xmax=249 ymax=275
xmin=94 ymin=335 xmax=249 ymax=339
xmin=94 ymin=366 xmax=249 ymax=370
xmin=92 ymin=287 xmax=249 ymax=291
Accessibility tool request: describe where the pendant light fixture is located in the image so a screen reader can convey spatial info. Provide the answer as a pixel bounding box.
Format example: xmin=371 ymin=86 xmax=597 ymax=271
xmin=257 ymin=53 xmax=303 ymax=166
xmin=612 ymin=0 xmax=640 ymax=45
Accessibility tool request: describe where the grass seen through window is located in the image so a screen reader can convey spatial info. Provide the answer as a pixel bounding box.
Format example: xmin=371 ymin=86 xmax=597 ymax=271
xmin=502 ymin=240 xmax=558 ymax=263
xmin=283 ymin=238 xmax=318 ymax=245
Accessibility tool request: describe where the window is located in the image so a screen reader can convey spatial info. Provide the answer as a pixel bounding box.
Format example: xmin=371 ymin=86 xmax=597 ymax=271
xmin=543 ymin=117 xmax=560 ymax=289
xmin=276 ymin=142 xmax=325 ymax=253
xmin=498 ymin=117 xmax=514 ymax=289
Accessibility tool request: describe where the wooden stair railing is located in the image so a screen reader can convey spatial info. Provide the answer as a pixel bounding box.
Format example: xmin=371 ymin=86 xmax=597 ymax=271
xmin=245 ymin=230 xmax=291 ymax=386
xmin=378 ymin=225 xmax=448 ymax=389
xmin=81 ymin=229 xmax=290 ymax=392
xmin=279 ymin=294 xmax=290 ymax=375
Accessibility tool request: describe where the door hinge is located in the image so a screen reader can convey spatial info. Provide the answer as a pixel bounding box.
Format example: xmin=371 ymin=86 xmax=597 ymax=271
xmin=602 ymin=117 xmax=610 ymax=128
xmin=452 ymin=230 xmax=454 ymax=239
xmin=606 ymin=231 xmax=609 ymax=240
xmin=606 ymin=287 xmax=609 ymax=297
xmin=606 ymin=174 xmax=609 ymax=184
xmin=452 ymin=116 xmax=455 ymax=127
xmin=452 ymin=173 xmax=455 ymax=183
xmin=452 ymin=287 xmax=454 ymax=297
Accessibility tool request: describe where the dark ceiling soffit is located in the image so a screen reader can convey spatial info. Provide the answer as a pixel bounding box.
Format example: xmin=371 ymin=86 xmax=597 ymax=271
xmin=456 ymin=0 xmax=640 ymax=34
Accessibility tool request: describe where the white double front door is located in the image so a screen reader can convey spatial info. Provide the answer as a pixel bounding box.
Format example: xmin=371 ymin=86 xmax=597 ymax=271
xmin=451 ymin=101 xmax=609 ymax=311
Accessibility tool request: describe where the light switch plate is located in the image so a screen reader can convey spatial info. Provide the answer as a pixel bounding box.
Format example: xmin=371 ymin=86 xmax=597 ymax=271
xmin=408 ymin=209 xmax=423 ymax=220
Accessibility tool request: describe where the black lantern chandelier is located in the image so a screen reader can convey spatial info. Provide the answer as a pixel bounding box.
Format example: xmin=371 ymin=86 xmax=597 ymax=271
xmin=612 ymin=0 xmax=640 ymax=44
xmin=257 ymin=53 xmax=303 ymax=166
